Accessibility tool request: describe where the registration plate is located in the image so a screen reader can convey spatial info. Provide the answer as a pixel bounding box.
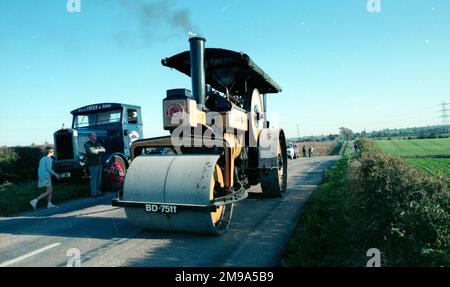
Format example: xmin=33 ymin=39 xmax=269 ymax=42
xmin=145 ymin=204 xmax=177 ymax=214
xmin=59 ymin=172 xmax=71 ymax=178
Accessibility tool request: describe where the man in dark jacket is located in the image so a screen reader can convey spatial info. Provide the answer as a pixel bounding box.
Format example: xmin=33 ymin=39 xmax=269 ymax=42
xmin=84 ymin=133 xmax=106 ymax=197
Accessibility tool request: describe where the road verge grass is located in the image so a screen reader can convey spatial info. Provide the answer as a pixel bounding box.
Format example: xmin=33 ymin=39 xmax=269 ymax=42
xmin=280 ymin=147 xmax=368 ymax=266
xmin=0 ymin=180 xmax=89 ymax=216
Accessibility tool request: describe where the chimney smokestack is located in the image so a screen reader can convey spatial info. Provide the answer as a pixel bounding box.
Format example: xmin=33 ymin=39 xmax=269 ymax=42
xmin=189 ymin=37 xmax=206 ymax=107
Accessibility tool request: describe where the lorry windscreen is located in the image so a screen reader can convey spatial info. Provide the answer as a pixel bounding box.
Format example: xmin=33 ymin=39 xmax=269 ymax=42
xmin=73 ymin=110 xmax=122 ymax=128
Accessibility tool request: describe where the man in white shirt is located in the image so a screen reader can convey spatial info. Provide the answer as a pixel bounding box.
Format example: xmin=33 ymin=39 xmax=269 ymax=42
xmin=30 ymin=147 xmax=60 ymax=210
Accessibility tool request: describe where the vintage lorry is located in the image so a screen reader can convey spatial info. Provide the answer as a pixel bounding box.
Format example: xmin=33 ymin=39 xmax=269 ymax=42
xmin=52 ymin=103 xmax=143 ymax=191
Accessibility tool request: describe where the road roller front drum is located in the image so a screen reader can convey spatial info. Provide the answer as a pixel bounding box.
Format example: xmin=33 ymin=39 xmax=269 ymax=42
xmin=122 ymin=155 xmax=234 ymax=234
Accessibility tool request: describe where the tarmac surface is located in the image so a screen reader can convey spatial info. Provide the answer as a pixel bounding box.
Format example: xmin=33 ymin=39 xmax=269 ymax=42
xmin=0 ymin=156 xmax=340 ymax=267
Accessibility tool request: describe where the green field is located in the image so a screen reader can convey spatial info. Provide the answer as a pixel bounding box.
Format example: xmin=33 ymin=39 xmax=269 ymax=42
xmin=375 ymin=138 xmax=450 ymax=181
xmin=375 ymin=138 xmax=450 ymax=157
xmin=405 ymin=158 xmax=450 ymax=178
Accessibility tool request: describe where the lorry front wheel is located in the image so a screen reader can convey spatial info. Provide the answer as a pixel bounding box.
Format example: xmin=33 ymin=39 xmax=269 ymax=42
xmin=104 ymin=155 xmax=127 ymax=192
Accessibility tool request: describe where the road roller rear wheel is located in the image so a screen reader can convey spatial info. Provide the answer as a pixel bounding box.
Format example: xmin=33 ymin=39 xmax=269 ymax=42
xmin=260 ymin=138 xmax=287 ymax=197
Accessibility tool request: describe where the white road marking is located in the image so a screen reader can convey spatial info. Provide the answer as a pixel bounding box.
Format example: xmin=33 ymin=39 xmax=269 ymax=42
xmin=0 ymin=242 xmax=61 ymax=267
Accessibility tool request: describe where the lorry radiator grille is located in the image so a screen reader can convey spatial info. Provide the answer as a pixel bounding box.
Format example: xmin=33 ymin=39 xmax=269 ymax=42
xmin=55 ymin=133 xmax=74 ymax=160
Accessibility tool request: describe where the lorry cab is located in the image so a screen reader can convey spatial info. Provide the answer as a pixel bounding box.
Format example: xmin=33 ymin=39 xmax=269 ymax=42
xmin=53 ymin=103 xmax=143 ymax=191
xmin=71 ymin=103 xmax=143 ymax=158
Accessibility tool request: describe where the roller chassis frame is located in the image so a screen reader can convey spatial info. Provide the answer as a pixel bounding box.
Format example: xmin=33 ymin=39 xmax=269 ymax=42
xmin=112 ymin=134 xmax=279 ymax=211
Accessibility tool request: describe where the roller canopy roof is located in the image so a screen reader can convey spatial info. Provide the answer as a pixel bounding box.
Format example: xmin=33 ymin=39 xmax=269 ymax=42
xmin=161 ymin=48 xmax=282 ymax=95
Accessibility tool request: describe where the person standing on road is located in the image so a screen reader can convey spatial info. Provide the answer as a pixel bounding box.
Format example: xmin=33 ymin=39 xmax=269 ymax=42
xmin=84 ymin=133 xmax=106 ymax=197
xmin=30 ymin=147 xmax=60 ymax=210
xmin=302 ymin=145 xmax=306 ymax=157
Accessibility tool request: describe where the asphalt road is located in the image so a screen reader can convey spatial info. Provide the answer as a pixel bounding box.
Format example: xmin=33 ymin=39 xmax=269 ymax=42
xmin=0 ymin=156 xmax=340 ymax=267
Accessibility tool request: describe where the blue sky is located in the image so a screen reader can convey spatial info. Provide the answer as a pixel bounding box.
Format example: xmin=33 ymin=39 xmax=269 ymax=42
xmin=0 ymin=0 xmax=449 ymax=146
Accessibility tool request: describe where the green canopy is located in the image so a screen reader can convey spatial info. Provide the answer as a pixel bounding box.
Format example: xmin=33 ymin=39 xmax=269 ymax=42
xmin=161 ymin=48 xmax=282 ymax=95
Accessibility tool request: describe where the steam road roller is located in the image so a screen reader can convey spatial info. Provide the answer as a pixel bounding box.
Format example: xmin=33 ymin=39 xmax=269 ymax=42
xmin=112 ymin=37 xmax=287 ymax=234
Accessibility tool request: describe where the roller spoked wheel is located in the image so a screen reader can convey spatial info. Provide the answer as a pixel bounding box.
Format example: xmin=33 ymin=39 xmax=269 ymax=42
xmin=106 ymin=155 xmax=126 ymax=192
xmin=260 ymin=138 xmax=287 ymax=197
xmin=210 ymin=165 xmax=233 ymax=234
xmin=244 ymin=89 xmax=264 ymax=145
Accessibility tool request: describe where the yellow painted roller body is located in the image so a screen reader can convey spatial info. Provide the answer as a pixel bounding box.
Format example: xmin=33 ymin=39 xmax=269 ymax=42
xmin=123 ymin=155 xmax=232 ymax=234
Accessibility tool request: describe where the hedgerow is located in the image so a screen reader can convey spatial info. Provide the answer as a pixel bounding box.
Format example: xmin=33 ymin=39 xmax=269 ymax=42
xmin=350 ymin=139 xmax=450 ymax=266
xmin=282 ymin=140 xmax=450 ymax=266
xmin=0 ymin=146 xmax=50 ymax=184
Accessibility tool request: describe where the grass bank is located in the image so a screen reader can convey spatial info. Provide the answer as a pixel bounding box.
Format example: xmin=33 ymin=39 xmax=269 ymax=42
xmin=280 ymin=146 xmax=368 ymax=266
xmin=0 ymin=146 xmax=92 ymax=216
xmin=0 ymin=179 xmax=89 ymax=216
xmin=281 ymin=140 xmax=450 ymax=267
